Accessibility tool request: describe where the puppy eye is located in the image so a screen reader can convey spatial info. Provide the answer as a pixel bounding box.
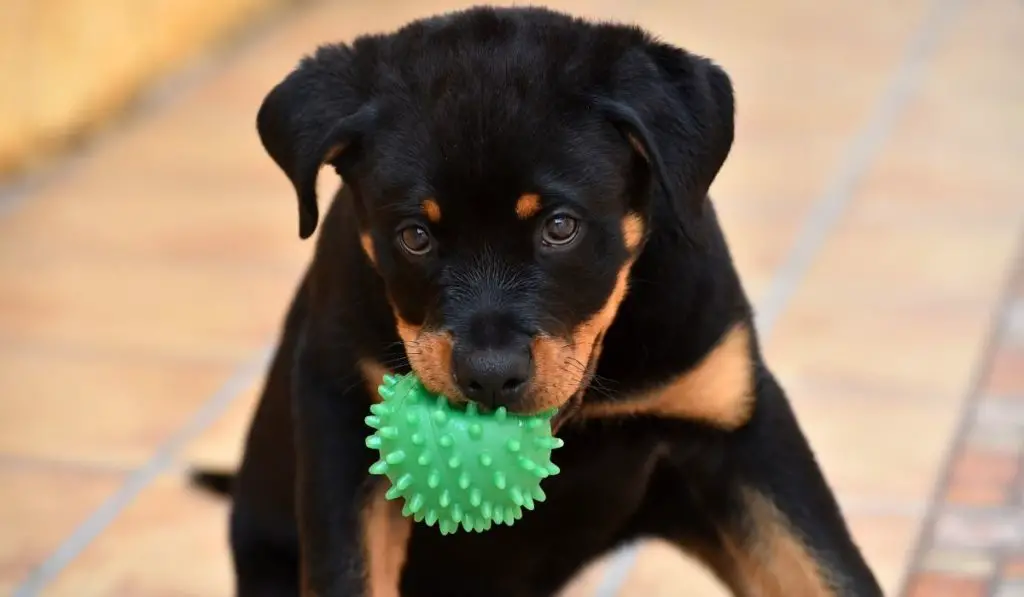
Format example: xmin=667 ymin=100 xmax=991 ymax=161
xmin=398 ymin=225 xmax=432 ymax=255
xmin=540 ymin=214 xmax=580 ymax=247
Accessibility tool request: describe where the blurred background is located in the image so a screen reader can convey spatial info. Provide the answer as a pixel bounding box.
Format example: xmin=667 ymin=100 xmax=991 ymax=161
xmin=0 ymin=0 xmax=1021 ymax=595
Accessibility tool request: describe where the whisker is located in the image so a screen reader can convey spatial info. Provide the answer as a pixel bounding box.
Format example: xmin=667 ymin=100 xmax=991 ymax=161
xmin=378 ymin=354 xmax=413 ymax=364
xmin=338 ymin=373 xmax=372 ymax=396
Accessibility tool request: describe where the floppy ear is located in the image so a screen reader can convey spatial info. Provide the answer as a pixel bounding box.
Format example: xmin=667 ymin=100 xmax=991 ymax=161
xmin=600 ymin=43 xmax=735 ymax=244
xmin=256 ymin=45 xmax=377 ymax=239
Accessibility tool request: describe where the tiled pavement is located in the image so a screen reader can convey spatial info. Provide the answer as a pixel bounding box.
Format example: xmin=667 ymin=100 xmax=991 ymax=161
xmin=902 ymin=267 xmax=1024 ymax=597
xmin=0 ymin=0 xmax=1022 ymax=596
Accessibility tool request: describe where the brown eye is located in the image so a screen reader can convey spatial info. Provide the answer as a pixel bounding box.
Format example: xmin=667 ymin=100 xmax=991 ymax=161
xmin=541 ymin=214 xmax=580 ymax=246
xmin=398 ymin=225 xmax=432 ymax=255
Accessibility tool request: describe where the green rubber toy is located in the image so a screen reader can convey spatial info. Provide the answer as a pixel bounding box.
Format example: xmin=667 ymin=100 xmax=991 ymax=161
xmin=364 ymin=373 xmax=563 ymax=535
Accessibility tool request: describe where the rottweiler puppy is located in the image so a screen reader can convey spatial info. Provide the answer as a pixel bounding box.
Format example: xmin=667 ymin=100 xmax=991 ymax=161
xmin=192 ymin=6 xmax=883 ymax=597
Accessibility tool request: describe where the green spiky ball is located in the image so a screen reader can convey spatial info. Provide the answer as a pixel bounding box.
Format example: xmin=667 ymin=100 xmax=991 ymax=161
xmin=364 ymin=373 xmax=563 ymax=535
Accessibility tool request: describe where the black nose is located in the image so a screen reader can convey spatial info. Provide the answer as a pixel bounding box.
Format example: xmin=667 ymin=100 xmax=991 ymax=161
xmin=452 ymin=345 xmax=532 ymax=407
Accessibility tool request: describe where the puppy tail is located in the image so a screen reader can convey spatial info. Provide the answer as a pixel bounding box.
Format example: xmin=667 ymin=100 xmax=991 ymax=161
xmin=189 ymin=468 xmax=236 ymax=499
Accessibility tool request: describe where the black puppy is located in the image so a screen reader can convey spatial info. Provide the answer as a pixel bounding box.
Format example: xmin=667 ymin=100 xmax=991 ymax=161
xmin=193 ymin=6 xmax=883 ymax=597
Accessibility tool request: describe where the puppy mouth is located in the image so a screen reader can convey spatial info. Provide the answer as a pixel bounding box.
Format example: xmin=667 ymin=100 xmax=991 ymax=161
xmin=551 ymin=394 xmax=583 ymax=433
xmin=424 ymin=359 xmax=592 ymax=433
xmin=551 ymin=335 xmax=603 ymax=433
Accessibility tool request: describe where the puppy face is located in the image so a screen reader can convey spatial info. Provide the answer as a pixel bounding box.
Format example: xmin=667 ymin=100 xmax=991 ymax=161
xmin=360 ymin=114 xmax=645 ymax=412
xmin=256 ymin=7 xmax=734 ymax=414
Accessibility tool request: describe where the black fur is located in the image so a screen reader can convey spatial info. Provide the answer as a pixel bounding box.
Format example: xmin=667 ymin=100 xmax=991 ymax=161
xmin=192 ymin=6 xmax=882 ymax=597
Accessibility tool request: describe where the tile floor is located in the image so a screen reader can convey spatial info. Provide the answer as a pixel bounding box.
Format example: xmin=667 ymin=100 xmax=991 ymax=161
xmin=1 ymin=0 xmax=1022 ymax=595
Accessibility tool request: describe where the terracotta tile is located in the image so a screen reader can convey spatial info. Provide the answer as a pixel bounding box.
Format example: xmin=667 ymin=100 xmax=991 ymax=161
xmin=863 ymin=76 xmax=1024 ymax=218
xmin=0 ymin=467 xmax=122 ymax=596
xmin=54 ymin=119 xmax=279 ymax=189
xmin=857 ymin=154 xmax=1024 ymax=225
xmin=921 ymin=0 xmax=1024 ymax=101
xmin=788 ymin=209 xmax=1020 ymax=304
xmin=854 ymin=0 xmax=1024 ymax=223
xmin=791 ymin=395 xmax=959 ymax=501
xmin=0 ymin=348 xmax=231 ymax=466
xmin=782 ymin=371 xmax=935 ymax=407
xmin=762 ymin=191 xmax=1016 ymax=402
xmin=1005 ymin=556 xmax=1024 ymax=579
xmin=0 ymin=252 xmax=298 ymax=361
xmin=0 ymin=173 xmax=313 ymax=271
xmin=984 ymin=345 xmax=1024 ymax=397
xmin=906 ymin=572 xmax=988 ymax=597
xmin=636 ymin=0 xmax=929 ymax=110
xmin=639 ymin=0 xmax=930 ymax=47
xmin=41 ymin=474 xmax=233 ymax=597
xmin=768 ymin=304 xmax=986 ymax=410
xmin=630 ymin=0 xmax=933 ymax=270
xmin=945 ymin=446 xmax=1020 ymax=506
xmin=856 ymin=151 xmax=1024 ymax=224
xmin=934 ymin=0 xmax=1024 ymax=64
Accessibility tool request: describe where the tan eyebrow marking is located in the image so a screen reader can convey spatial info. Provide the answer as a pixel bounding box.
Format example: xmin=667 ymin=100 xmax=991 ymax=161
xmin=422 ymin=198 xmax=442 ymax=223
xmin=515 ymin=193 xmax=542 ymax=219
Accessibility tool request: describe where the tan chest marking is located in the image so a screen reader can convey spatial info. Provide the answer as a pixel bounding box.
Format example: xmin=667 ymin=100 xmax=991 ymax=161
xmin=583 ymin=323 xmax=755 ymax=429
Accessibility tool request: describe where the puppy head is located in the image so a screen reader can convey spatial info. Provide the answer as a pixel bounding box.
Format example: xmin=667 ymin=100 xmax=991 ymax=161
xmin=256 ymin=7 xmax=734 ymax=414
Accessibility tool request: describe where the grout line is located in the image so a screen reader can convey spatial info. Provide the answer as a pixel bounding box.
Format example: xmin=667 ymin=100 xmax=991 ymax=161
xmin=896 ymin=233 xmax=1024 ymax=597
xmin=591 ymin=0 xmax=964 ymax=594
xmin=1007 ymin=300 xmax=1024 ymax=340
xmin=987 ymin=439 xmax=1024 ymax=597
xmin=10 ymin=346 xmax=274 ymax=597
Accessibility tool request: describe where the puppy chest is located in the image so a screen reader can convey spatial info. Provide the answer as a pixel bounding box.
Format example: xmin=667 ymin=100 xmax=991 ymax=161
xmin=401 ymin=434 xmax=660 ymax=594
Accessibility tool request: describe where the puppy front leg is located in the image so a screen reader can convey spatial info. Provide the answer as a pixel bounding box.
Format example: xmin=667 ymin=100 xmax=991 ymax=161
xmin=293 ymin=357 xmax=411 ymax=597
xmin=718 ymin=370 xmax=882 ymax=596
xmin=659 ymin=370 xmax=883 ymax=597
